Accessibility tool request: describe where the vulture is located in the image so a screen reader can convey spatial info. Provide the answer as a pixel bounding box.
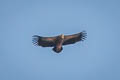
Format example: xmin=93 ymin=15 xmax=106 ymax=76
xmin=32 ymin=31 xmax=87 ymax=53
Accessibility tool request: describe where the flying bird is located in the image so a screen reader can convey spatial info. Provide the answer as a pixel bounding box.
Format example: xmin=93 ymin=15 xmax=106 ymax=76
xmin=32 ymin=31 xmax=87 ymax=53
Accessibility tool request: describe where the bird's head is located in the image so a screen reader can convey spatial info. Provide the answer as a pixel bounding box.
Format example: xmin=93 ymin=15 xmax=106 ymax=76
xmin=61 ymin=34 xmax=64 ymax=39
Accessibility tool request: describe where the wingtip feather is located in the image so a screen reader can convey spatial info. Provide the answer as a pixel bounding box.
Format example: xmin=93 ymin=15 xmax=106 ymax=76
xmin=32 ymin=35 xmax=40 ymax=46
xmin=80 ymin=31 xmax=87 ymax=41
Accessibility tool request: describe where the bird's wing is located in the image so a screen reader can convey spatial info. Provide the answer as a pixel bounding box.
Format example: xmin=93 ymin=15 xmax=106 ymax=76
xmin=63 ymin=31 xmax=87 ymax=45
xmin=32 ymin=35 xmax=57 ymax=47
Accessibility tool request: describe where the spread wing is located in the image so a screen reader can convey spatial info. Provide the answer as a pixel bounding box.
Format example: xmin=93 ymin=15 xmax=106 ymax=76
xmin=32 ymin=35 xmax=56 ymax=47
xmin=63 ymin=31 xmax=87 ymax=45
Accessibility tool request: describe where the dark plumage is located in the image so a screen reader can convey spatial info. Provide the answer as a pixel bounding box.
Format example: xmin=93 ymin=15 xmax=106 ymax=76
xmin=32 ymin=31 xmax=87 ymax=53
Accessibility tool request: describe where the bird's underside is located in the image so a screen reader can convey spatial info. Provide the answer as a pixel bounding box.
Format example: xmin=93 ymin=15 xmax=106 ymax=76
xmin=32 ymin=31 xmax=87 ymax=53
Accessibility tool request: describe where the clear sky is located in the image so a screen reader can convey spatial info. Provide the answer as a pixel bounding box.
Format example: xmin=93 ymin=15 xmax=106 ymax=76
xmin=0 ymin=0 xmax=120 ymax=80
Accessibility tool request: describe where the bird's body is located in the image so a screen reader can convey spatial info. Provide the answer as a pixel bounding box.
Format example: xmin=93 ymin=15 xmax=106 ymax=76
xmin=32 ymin=31 xmax=86 ymax=53
xmin=52 ymin=35 xmax=64 ymax=53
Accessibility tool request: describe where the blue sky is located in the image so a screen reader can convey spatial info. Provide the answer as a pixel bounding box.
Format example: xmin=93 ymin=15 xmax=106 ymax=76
xmin=0 ymin=0 xmax=120 ymax=80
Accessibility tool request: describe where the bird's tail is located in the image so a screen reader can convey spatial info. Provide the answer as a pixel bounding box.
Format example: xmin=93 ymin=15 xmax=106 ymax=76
xmin=52 ymin=47 xmax=63 ymax=53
